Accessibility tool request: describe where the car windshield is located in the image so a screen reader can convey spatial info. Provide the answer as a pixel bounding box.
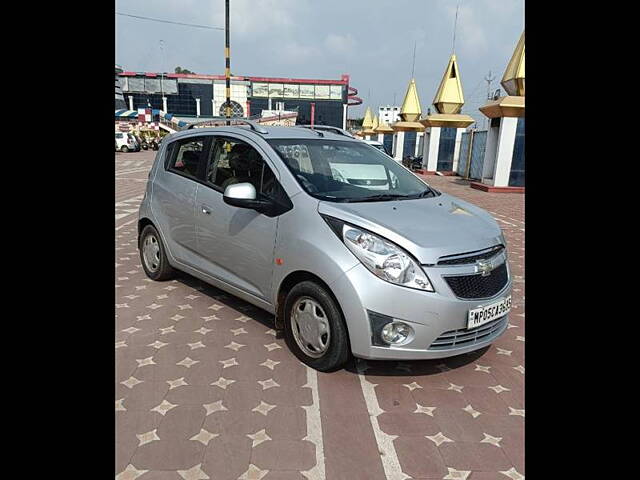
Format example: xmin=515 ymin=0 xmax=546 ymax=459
xmin=268 ymin=139 xmax=437 ymax=202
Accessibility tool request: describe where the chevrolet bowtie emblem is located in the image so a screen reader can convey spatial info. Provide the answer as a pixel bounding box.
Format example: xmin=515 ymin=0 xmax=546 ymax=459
xmin=476 ymin=259 xmax=494 ymax=276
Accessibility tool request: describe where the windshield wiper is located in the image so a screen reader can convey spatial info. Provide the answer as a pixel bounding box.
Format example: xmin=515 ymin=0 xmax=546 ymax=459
xmin=414 ymin=188 xmax=436 ymax=198
xmin=345 ymin=194 xmax=411 ymax=203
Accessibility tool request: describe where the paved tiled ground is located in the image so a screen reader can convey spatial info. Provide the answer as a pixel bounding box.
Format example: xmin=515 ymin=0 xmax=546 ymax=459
xmin=116 ymin=150 xmax=524 ymax=480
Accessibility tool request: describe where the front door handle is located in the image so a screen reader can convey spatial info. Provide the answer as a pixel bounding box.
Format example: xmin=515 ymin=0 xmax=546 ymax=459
xmin=201 ymin=205 xmax=211 ymax=215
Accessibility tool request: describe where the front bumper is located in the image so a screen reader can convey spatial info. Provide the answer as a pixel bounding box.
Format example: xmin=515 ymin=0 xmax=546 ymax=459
xmin=330 ymin=256 xmax=512 ymax=360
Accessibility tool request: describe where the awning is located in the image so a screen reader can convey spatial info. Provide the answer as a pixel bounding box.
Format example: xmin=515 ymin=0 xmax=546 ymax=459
xmin=115 ymin=109 xmax=138 ymax=118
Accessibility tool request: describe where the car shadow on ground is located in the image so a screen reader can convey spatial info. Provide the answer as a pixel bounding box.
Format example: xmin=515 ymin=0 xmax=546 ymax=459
xmin=172 ymin=270 xmax=490 ymax=377
xmin=343 ymin=346 xmax=488 ymax=377
xmin=174 ymin=271 xmax=277 ymax=330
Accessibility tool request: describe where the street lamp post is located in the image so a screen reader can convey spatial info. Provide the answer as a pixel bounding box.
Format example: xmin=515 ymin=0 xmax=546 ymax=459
xmin=160 ymin=40 xmax=166 ymax=114
xmin=224 ymin=0 xmax=231 ymax=125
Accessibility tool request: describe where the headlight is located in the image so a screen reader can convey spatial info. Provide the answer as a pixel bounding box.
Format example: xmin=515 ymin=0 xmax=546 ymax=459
xmin=341 ymin=223 xmax=434 ymax=291
xmin=499 ymin=230 xmax=508 ymax=249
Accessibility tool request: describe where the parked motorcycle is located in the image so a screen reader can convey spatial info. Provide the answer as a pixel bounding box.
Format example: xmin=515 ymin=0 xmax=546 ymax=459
xmin=134 ymin=135 xmax=149 ymax=150
xmin=402 ymin=155 xmax=424 ymax=171
xmin=410 ymin=155 xmax=423 ymax=170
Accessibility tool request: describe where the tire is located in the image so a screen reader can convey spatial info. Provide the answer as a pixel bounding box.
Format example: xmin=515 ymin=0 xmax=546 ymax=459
xmin=139 ymin=224 xmax=175 ymax=281
xmin=121 ymin=145 xmax=129 ymax=153
xmin=283 ymin=280 xmax=351 ymax=372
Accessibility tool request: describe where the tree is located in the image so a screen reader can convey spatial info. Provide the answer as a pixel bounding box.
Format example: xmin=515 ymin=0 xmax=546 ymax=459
xmin=174 ymin=66 xmax=195 ymax=74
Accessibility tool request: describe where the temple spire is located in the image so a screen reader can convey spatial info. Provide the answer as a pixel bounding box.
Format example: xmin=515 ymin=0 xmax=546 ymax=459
xmin=362 ymin=107 xmax=373 ymax=129
xmin=501 ymin=31 xmax=525 ymax=97
xmin=399 ymin=79 xmax=422 ymax=122
xmin=432 ymin=54 xmax=465 ymax=114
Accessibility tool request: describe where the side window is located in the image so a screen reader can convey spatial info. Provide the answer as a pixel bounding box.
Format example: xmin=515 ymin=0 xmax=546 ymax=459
xmin=115 ymin=133 xmax=123 ymax=139
xmin=168 ymin=137 xmax=206 ymax=180
xmin=205 ymin=138 xmax=279 ymax=198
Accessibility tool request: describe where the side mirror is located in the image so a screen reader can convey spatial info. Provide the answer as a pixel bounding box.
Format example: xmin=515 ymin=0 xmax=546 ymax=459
xmin=223 ymin=182 xmax=272 ymax=214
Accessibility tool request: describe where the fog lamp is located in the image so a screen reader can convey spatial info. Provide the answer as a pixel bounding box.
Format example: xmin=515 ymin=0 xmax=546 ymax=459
xmin=380 ymin=321 xmax=414 ymax=345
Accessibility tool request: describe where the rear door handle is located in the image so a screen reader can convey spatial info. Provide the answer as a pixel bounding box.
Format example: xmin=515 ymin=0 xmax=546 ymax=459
xmin=201 ymin=205 xmax=212 ymax=215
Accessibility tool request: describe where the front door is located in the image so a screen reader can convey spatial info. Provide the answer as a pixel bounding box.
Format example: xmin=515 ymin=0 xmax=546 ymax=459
xmin=194 ymin=135 xmax=281 ymax=301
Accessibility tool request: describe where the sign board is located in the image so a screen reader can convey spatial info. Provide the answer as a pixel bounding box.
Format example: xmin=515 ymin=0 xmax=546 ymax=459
xmin=145 ymin=78 xmax=161 ymax=93
xmin=299 ymin=84 xmax=315 ymax=98
xmin=315 ymin=85 xmax=330 ymax=99
xmin=268 ymin=83 xmax=284 ymax=97
xmin=284 ymin=84 xmax=300 ymax=98
xmin=161 ymin=78 xmax=178 ymax=94
xmin=252 ymin=82 xmax=269 ymax=97
xmin=127 ymin=77 xmax=145 ymax=92
xmin=251 ymin=82 xmax=344 ymax=100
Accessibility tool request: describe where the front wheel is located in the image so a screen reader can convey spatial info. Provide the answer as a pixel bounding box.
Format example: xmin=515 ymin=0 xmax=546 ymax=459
xmin=121 ymin=145 xmax=129 ymax=153
xmin=283 ymin=281 xmax=351 ymax=372
xmin=139 ymin=224 xmax=175 ymax=280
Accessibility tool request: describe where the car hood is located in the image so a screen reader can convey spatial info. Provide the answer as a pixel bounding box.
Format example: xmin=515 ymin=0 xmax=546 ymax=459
xmin=317 ymin=193 xmax=504 ymax=265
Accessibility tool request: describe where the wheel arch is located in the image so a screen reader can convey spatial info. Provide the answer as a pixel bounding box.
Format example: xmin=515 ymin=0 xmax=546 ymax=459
xmin=275 ymin=270 xmax=346 ymax=334
xmin=137 ymin=217 xmax=155 ymax=245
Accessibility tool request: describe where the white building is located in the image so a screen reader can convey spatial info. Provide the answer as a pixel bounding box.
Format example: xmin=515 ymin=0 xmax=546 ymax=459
xmin=378 ymin=105 xmax=401 ymax=124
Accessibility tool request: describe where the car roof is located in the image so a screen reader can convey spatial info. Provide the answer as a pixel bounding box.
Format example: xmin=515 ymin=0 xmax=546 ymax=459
xmin=166 ymin=125 xmax=360 ymax=142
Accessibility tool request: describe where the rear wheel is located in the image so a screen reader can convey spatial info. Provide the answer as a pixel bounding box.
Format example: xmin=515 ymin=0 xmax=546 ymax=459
xmin=283 ymin=281 xmax=350 ymax=372
xmin=139 ymin=225 xmax=175 ymax=281
xmin=121 ymin=145 xmax=129 ymax=153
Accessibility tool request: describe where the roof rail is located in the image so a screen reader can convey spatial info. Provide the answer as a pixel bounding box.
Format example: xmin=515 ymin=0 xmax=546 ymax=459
xmin=296 ymin=125 xmax=354 ymax=138
xmin=186 ymin=118 xmax=268 ymax=134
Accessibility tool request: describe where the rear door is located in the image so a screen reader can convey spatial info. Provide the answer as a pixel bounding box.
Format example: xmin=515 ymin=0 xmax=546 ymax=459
xmin=152 ymin=135 xmax=211 ymax=266
xmin=193 ymin=134 xmax=283 ymax=301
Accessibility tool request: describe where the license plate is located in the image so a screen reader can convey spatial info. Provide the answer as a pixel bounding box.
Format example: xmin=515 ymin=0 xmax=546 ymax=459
xmin=467 ymin=296 xmax=512 ymax=329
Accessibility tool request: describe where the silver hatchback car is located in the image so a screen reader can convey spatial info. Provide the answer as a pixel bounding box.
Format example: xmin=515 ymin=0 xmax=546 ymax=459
xmin=138 ymin=122 xmax=512 ymax=371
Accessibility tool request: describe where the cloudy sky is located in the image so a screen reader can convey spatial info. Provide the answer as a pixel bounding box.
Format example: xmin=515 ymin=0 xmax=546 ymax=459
xmin=116 ymin=0 xmax=523 ymax=124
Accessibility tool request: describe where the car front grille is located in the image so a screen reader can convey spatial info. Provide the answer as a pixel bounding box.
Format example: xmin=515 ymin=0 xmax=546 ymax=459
xmin=428 ymin=316 xmax=507 ymax=351
xmin=444 ymin=262 xmax=508 ymax=299
xmin=438 ymin=245 xmax=504 ymax=265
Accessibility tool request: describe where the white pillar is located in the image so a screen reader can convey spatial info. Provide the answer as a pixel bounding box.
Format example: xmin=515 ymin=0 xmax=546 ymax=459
xmin=162 ymin=97 xmax=167 ymax=114
xmin=451 ymin=128 xmax=465 ymax=173
xmin=415 ymin=132 xmax=424 ymax=157
xmin=212 ymin=99 xmax=215 ymax=116
xmin=492 ymin=117 xmax=519 ymax=187
xmin=377 ymin=133 xmax=384 ymax=143
xmin=128 ymin=96 xmax=134 ymax=111
xmin=393 ymin=131 xmax=405 ymax=162
xmin=481 ymin=122 xmax=501 ymax=183
xmin=424 ymin=127 xmax=441 ymax=172
xmin=343 ymin=104 xmax=348 ymax=130
xmin=196 ymin=98 xmax=201 ymax=117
